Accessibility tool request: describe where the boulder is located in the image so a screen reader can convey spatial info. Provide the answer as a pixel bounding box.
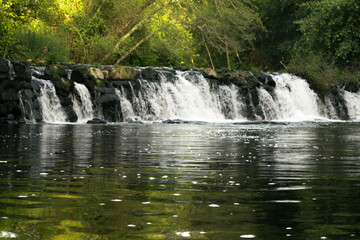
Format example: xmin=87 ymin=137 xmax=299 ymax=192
xmin=344 ymin=81 xmax=359 ymax=93
xmin=111 ymin=66 xmax=140 ymax=80
xmin=34 ymin=111 xmax=43 ymax=122
xmin=140 ymin=67 xmax=159 ymax=81
xmin=13 ymin=61 xmax=31 ymax=82
xmin=71 ymin=66 xmax=92 ymax=83
xmin=202 ymin=68 xmax=218 ymax=79
xmin=89 ymin=67 xmax=105 ymax=80
xmin=63 ymin=106 xmax=78 ymax=122
xmin=44 ymin=65 xmax=68 ymax=79
xmin=51 ymin=77 xmax=74 ymax=97
xmin=87 ymin=118 xmax=107 ymax=124
xmin=0 ymin=104 xmax=7 ymax=116
xmin=0 ymin=88 xmax=19 ymax=102
xmin=0 ymin=58 xmax=11 ymax=80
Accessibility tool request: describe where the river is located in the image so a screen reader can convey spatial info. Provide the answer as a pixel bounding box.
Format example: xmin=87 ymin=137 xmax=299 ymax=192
xmin=1 ymin=122 xmax=360 ymax=239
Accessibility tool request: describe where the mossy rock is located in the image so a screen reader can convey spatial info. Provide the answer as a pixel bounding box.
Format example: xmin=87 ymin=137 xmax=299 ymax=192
xmin=89 ymin=67 xmax=105 ymax=80
xmin=140 ymin=67 xmax=159 ymax=81
xmin=202 ymin=68 xmax=219 ymax=79
xmin=111 ymin=66 xmax=140 ymax=80
xmin=71 ymin=66 xmax=93 ymax=83
xmin=50 ymin=77 xmax=74 ymax=97
xmin=12 ymin=61 xmax=31 ymax=82
xmin=44 ymin=65 xmax=68 ymax=80
xmin=220 ymin=71 xmax=248 ymax=87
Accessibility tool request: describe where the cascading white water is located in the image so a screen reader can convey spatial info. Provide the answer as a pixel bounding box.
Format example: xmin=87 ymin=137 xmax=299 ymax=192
xmin=32 ymin=77 xmax=67 ymax=122
xmin=114 ymin=88 xmax=136 ymax=121
xmin=217 ymin=84 xmax=245 ymax=120
xmin=343 ymin=90 xmax=360 ymax=120
xmin=129 ymin=71 xmax=226 ymax=121
xmin=72 ymin=82 xmax=94 ymax=122
xmin=258 ymin=73 xmax=324 ymax=121
xmin=18 ymin=90 xmax=35 ymax=123
xmin=258 ymin=87 xmax=280 ymax=120
xmin=25 ymin=68 xmax=359 ymax=123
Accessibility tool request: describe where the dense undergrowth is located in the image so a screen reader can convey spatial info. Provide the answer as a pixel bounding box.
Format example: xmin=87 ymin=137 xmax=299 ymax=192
xmin=1 ymin=0 xmax=359 ymax=94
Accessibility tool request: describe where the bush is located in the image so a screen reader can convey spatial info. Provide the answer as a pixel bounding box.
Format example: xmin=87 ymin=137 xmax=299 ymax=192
xmin=10 ymin=29 xmax=70 ymax=63
xmin=288 ymin=54 xmax=359 ymax=97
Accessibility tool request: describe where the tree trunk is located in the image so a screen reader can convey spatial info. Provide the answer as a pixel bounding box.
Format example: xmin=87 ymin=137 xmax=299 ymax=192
xmin=115 ymin=30 xmax=159 ymax=65
xmin=102 ymin=0 xmax=170 ymax=63
xmin=204 ymin=37 xmax=215 ymax=70
xmin=226 ymin=43 xmax=231 ymax=70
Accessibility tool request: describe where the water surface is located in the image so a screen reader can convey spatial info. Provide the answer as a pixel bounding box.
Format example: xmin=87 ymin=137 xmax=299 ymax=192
xmin=1 ymin=122 xmax=360 ymax=239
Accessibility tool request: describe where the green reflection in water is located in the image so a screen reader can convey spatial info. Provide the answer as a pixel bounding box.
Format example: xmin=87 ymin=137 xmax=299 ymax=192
xmin=0 ymin=123 xmax=360 ymax=239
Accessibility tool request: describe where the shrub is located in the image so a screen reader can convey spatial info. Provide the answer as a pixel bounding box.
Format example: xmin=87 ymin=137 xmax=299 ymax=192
xmin=288 ymin=54 xmax=359 ymax=97
xmin=10 ymin=28 xmax=70 ymax=63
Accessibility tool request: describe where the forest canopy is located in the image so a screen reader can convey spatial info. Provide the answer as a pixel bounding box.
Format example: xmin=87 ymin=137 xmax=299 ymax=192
xmin=0 ymin=0 xmax=359 ymax=78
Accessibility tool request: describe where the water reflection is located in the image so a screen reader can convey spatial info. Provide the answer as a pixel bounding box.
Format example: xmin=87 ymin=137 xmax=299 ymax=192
xmin=0 ymin=122 xmax=360 ymax=239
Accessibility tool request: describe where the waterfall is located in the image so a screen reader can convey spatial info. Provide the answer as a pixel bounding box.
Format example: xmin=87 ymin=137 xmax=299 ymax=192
xmin=343 ymin=90 xmax=360 ymax=120
xmin=32 ymin=77 xmax=67 ymax=122
xmin=18 ymin=90 xmax=35 ymax=123
xmin=114 ymin=88 xmax=136 ymax=121
xmin=125 ymin=71 xmax=226 ymax=121
xmin=19 ymin=66 xmax=359 ymax=123
xmin=72 ymin=82 xmax=94 ymax=122
xmin=258 ymin=74 xmax=324 ymax=121
xmin=216 ymin=84 xmax=245 ymax=120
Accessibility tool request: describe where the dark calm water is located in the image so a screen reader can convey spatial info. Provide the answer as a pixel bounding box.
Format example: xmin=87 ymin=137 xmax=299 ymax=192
xmin=1 ymin=122 xmax=360 ymax=239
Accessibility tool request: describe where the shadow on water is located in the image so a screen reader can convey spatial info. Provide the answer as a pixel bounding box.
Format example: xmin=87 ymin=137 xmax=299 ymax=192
xmin=0 ymin=122 xmax=360 ymax=239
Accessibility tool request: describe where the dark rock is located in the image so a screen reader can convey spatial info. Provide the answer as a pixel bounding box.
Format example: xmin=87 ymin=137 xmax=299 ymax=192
xmin=267 ymin=76 xmax=276 ymax=88
xmin=344 ymin=81 xmax=359 ymax=93
xmin=33 ymin=99 xmax=41 ymax=110
xmin=0 ymin=88 xmax=19 ymax=102
xmin=4 ymin=102 xmax=20 ymax=116
xmin=22 ymin=89 xmax=34 ymax=99
xmin=202 ymin=68 xmax=218 ymax=79
xmin=162 ymin=119 xmax=189 ymax=124
xmin=44 ymin=65 xmax=68 ymax=79
xmin=31 ymin=80 xmax=41 ymax=92
xmin=140 ymin=67 xmax=160 ymax=81
xmin=34 ymin=111 xmax=43 ymax=122
xmin=63 ymin=106 xmax=78 ymax=122
xmin=7 ymin=114 xmax=14 ymax=120
xmin=87 ymin=118 xmax=107 ymax=124
xmin=71 ymin=66 xmax=92 ymax=83
xmin=330 ymin=91 xmax=349 ymax=120
xmin=0 ymin=104 xmax=7 ymax=116
xmin=245 ymin=75 xmax=261 ymax=88
xmin=0 ymin=58 xmax=9 ymax=73
xmin=0 ymin=58 xmax=11 ymax=80
xmin=95 ymin=87 xmax=122 ymax=122
xmin=6 ymin=119 xmax=18 ymax=124
xmin=0 ymin=79 xmax=22 ymax=91
xmin=13 ymin=61 xmax=31 ymax=82
xmin=58 ymin=95 xmax=72 ymax=106
xmin=221 ymin=71 xmax=248 ymax=86
xmin=51 ymin=77 xmax=74 ymax=97
xmin=97 ymin=93 xmax=118 ymax=105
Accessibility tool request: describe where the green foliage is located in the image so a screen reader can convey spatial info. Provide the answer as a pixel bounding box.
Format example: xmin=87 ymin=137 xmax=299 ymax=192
xmin=296 ymin=0 xmax=360 ymax=66
xmin=253 ymin=0 xmax=308 ymax=69
xmin=10 ymin=28 xmax=70 ymax=63
xmin=288 ymin=54 xmax=359 ymax=96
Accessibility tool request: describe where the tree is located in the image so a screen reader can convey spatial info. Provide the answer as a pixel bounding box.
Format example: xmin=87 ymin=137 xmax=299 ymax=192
xmin=296 ymin=0 xmax=360 ymax=66
xmin=252 ymin=0 xmax=308 ymax=69
xmin=184 ymin=0 xmax=264 ymax=69
xmin=0 ymin=0 xmax=30 ymax=57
